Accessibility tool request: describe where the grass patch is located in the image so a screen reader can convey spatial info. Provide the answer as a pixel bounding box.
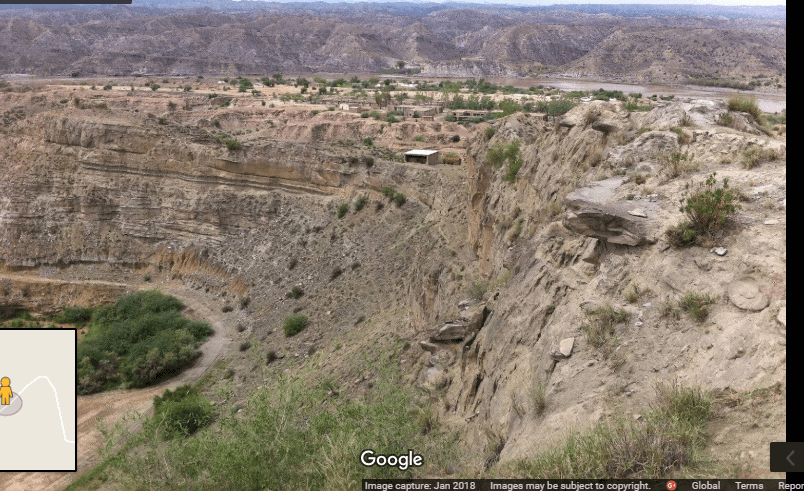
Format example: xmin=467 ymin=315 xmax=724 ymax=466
xmin=623 ymin=285 xmax=640 ymax=303
xmin=670 ymin=126 xmax=691 ymax=145
xmin=499 ymin=379 xmax=712 ymax=478
xmin=741 ymin=147 xmax=780 ymax=170
xmin=469 ymin=281 xmax=488 ymax=301
xmin=658 ymin=151 xmax=697 ymax=178
xmin=660 ymin=300 xmax=681 ymax=320
xmin=76 ymin=291 xmax=213 ymax=394
xmin=679 ymin=291 xmax=712 ymax=322
xmin=336 ymin=203 xmax=349 ymax=219
xmin=86 ymin=367 xmax=459 ymax=488
xmin=715 ymin=112 xmax=734 ymax=128
xmin=532 ymin=378 xmax=547 ymax=416
xmin=582 ymin=306 xmax=627 ymax=357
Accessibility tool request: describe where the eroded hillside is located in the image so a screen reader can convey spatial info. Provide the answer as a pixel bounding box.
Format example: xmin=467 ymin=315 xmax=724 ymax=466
xmin=0 ymin=83 xmax=785 ymax=488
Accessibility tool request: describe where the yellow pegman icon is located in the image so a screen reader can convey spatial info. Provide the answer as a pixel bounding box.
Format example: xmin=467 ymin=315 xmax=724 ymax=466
xmin=0 ymin=377 xmax=12 ymax=405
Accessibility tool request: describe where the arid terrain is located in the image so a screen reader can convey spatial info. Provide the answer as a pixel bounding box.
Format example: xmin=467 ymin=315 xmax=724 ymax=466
xmin=0 ymin=57 xmax=787 ymax=489
xmin=0 ymin=2 xmax=786 ymax=90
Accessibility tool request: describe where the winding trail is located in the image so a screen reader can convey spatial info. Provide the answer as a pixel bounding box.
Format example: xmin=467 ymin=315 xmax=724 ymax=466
xmin=0 ymin=277 xmax=232 ymax=491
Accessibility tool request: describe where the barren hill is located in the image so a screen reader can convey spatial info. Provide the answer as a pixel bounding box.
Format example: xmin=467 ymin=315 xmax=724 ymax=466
xmin=0 ymin=4 xmax=786 ymax=86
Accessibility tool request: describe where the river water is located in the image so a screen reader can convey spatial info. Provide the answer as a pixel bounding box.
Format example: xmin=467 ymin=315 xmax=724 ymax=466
xmin=480 ymin=77 xmax=786 ymax=114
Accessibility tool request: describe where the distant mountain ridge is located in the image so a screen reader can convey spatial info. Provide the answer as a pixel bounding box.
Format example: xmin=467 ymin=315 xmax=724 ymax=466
xmin=0 ymin=3 xmax=785 ymax=81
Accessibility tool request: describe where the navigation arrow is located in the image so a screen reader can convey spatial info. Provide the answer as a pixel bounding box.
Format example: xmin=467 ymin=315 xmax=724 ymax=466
xmin=788 ymin=450 xmax=795 ymax=466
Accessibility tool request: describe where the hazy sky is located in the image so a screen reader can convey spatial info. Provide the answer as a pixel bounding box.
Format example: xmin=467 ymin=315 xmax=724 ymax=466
xmin=413 ymin=1 xmax=787 ymax=4
xmin=324 ymin=1 xmax=787 ymax=4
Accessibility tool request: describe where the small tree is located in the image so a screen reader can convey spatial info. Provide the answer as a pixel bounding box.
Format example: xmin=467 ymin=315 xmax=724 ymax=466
xmin=397 ymin=60 xmax=405 ymax=69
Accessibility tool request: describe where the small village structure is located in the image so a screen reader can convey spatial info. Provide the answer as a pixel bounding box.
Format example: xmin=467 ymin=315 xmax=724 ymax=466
xmin=404 ymin=149 xmax=440 ymax=165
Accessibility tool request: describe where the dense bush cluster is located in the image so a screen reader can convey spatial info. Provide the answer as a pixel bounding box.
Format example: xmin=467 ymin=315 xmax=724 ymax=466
xmin=76 ymin=291 xmax=213 ymax=394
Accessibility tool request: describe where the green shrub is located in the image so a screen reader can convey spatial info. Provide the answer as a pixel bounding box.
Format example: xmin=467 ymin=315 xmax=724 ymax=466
xmin=354 ymin=195 xmax=367 ymax=211
xmin=288 ymin=286 xmax=304 ymax=299
xmin=362 ymin=137 xmax=372 ymax=146
xmin=55 ymin=306 xmax=94 ymax=324
xmin=679 ymin=172 xmax=739 ymax=241
xmin=715 ymin=112 xmax=734 ymax=127
xmin=504 ymin=155 xmax=523 ymax=183
xmin=152 ymin=385 xmax=213 ymax=438
xmin=103 ymin=84 xmax=112 ymax=91
xmin=385 ymin=115 xmax=398 ymax=123
xmin=452 ymin=134 xmax=461 ymax=142
xmin=727 ymin=95 xmax=761 ymax=122
xmin=381 ymin=187 xmax=396 ymax=198
xmin=222 ymin=138 xmax=242 ymax=151
xmin=413 ymin=135 xmax=425 ymax=142
xmin=360 ymin=112 xmax=369 ymax=118
xmin=392 ymin=192 xmax=406 ymax=207
xmin=336 ymin=203 xmax=349 ymax=219
xmin=150 ymin=84 xmax=160 ymax=91
xmin=485 ymin=127 xmax=496 ymax=138
xmin=283 ymin=314 xmax=308 ymax=336
xmin=213 ymin=119 xmax=221 ymax=128
xmin=444 ymin=115 xmax=456 ymax=122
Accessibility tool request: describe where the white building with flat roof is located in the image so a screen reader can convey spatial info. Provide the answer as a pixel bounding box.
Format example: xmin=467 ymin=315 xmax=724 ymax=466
xmin=404 ymin=149 xmax=439 ymax=165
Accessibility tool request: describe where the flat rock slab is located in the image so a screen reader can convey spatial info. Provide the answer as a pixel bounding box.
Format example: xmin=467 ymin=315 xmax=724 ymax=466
xmin=564 ymin=176 xmax=627 ymax=206
xmin=432 ymin=321 xmax=469 ymax=341
xmin=728 ymin=278 xmax=769 ymax=311
xmin=564 ymin=177 xmax=660 ymax=246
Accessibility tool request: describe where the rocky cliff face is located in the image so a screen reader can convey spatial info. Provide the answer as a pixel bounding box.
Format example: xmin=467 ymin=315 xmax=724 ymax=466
xmin=0 ymin=90 xmax=786 ymax=476
xmin=415 ymin=100 xmax=785 ymax=470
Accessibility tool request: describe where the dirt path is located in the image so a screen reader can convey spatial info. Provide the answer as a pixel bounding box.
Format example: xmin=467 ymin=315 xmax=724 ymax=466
xmin=0 ymin=279 xmax=232 ymax=491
